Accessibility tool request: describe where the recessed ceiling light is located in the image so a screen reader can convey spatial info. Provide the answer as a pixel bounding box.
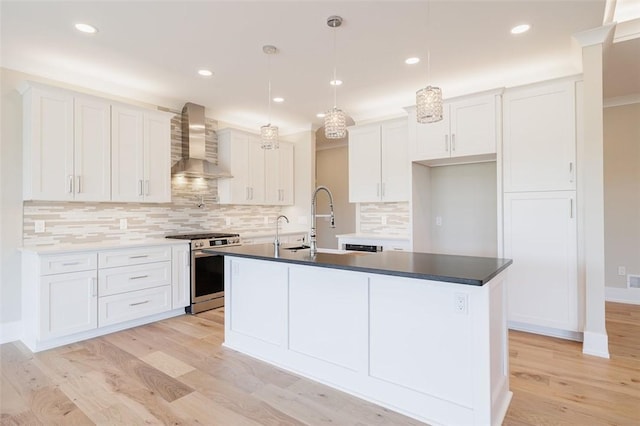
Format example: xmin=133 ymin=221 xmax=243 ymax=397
xmin=317 ymin=113 xmax=326 ymax=118
xmin=330 ymin=79 xmax=343 ymax=86
xmin=273 ymin=97 xmax=284 ymax=103
xmin=197 ymin=69 xmax=213 ymax=77
xmin=510 ymin=24 xmax=531 ymax=35
xmin=75 ymin=23 xmax=97 ymax=34
xmin=405 ymin=57 xmax=420 ymax=65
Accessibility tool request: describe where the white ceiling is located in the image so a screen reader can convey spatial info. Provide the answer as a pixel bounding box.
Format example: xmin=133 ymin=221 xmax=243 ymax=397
xmin=1 ymin=0 xmax=637 ymax=136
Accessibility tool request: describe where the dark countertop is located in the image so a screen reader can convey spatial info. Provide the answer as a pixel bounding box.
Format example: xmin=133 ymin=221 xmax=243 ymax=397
xmin=204 ymin=244 xmax=512 ymax=286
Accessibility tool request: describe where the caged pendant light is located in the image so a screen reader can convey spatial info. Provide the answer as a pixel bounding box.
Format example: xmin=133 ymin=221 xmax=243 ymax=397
xmin=324 ymin=15 xmax=347 ymax=139
xmin=416 ymin=1 xmax=443 ymax=124
xmin=261 ymin=45 xmax=279 ymax=149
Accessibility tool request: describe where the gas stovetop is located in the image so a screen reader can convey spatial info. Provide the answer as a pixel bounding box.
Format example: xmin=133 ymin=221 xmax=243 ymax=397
xmin=166 ymin=232 xmax=242 ymax=249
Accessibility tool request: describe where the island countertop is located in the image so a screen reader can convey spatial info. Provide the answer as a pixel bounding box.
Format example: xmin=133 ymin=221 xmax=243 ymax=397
xmin=204 ymin=243 xmax=512 ymax=286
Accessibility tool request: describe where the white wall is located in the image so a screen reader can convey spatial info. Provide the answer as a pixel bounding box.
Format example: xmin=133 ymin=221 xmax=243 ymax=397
xmin=428 ymin=162 xmax=497 ymax=257
xmin=316 ymin=146 xmax=356 ymax=249
xmin=604 ymin=102 xmax=640 ymax=289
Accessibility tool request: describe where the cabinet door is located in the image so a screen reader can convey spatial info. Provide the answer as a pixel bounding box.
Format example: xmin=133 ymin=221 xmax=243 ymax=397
xmin=349 ymin=124 xmax=382 ymax=202
xmin=450 ymin=95 xmax=497 ymax=157
xmin=40 ymin=270 xmax=98 ymax=340
xmin=265 ymin=143 xmax=294 ymax=205
xmin=278 ymin=143 xmax=294 ymax=205
xmin=74 ymin=95 xmax=111 ymax=201
xmin=172 ymin=244 xmax=190 ymax=309
xmin=217 ymin=129 xmax=250 ymax=204
xmin=414 ymin=107 xmax=450 ymax=161
xmin=503 ymin=81 xmax=576 ymax=192
xmin=247 ymin=136 xmax=265 ymax=204
xmin=380 ymin=120 xmax=409 ymax=202
xmin=143 ymin=113 xmax=171 ymax=202
xmin=111 ymin=105 xmax=144 ymax=201
xmin=23 ymin=86 xmax=74 ymax=200
xmin=503 ymin=191 xmax=579 ymax=332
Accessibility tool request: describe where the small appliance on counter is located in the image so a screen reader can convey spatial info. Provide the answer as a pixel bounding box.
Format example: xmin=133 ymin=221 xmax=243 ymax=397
xmin=165 ymin=232 xmax=241 ymax=313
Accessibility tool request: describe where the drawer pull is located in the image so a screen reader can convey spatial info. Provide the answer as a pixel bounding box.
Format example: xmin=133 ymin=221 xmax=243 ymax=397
xmin=129 ymin=300 xmax=150 ymax=307
xmin=62 ymin=262 xmax=82 ymax=266
xmin=129 ymin=255 xmax=149 ymax=259
xmin=129 ymin=275 xmax=149 ymax=280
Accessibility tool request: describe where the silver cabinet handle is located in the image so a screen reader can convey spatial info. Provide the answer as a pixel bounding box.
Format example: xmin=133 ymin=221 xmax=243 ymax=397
xmin=569 ymin=198 xmax=574 ymax=218
xmin=129 ymin=255 xmax=148 ymax=259
xmin=569 ymin=162 xmax=574 ymax=183
xmin=129 ymin=275 xmax=148 ymax=280
xmin=444 ymin=135 xmax=449 ymax=152
xmin=68 ymin=175 xmax=74 ymax=193
xmin=62 ymin=261 xmax=81 ymax=266
xmin=91 ymin=277 xmax=97 ymax=297
xmin=452 ymin=134 xmax=456 ymax=151
xmin=145 ymin=180 xmax=150 ymax=196
xmin=76 ymin=176 xmax=81 ymax=193
xmin=138 ymin=180 xmax=143 ymax=196
xmin=129 ymin=300 xmax=149 ymax=307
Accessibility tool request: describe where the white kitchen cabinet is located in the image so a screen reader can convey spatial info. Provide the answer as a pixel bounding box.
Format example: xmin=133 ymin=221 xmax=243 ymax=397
xmin=218 ymin=128 xmax=293 ymax=205
xmin=111 ymin=105 xmax=172 ymax=202
xmin=503 ymin=80 xmax=576 ymax=192
xmin=408 ymin=92 xmax=500 ymax=164
xmin=349 ymin=118 xmax=409 ymax=203
xmin=21 ymin=83 xmax=111 ymax=201
xmin=21 ymin=242 xmax=189 ymax=352
xmin=503 ymin=191 xmax=580 ymax=333
xmin=265 ymin=142 xmax=294 ymax=205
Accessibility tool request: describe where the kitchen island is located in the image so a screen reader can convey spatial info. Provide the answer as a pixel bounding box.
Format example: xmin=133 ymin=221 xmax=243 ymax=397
xmin=205 ymin=244 xmax=513 ymax=425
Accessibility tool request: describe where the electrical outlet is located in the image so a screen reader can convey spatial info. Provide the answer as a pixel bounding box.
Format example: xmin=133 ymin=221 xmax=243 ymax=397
xmin=454 ymin=293 xmax=468 ymax=314
xmin=618 ymin=266 xmax=626 ymax=276
xmin=381 ymin=215 xmax=387 ymax=225
xmin=436 ymin=216 xmax=443 ymax=226
xmin=119 ymin=218 xmax=128 ymax=230
xmin=34 ymin=220 xmax=45 ymax=233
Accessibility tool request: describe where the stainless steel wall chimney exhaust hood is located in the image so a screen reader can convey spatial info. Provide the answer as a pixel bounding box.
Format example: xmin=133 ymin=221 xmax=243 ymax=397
xmin=171 ymin=102 xmax=232 ymax=179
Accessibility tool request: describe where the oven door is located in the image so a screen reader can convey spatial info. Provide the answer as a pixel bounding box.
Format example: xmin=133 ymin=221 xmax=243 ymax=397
xmin=191 ymin=250 xmax=225 ymax=312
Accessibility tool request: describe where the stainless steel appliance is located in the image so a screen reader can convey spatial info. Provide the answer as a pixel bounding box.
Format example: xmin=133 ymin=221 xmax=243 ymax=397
xmin=344 ymin=244 xmax=383 ymax=253
xmin=165 ymin=232 xmax=241 ymax=313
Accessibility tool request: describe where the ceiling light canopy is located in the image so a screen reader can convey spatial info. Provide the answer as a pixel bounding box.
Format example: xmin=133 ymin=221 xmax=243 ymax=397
xmin=197 ymin=69 xmax=213 ymax=77
xmin=74 ymin=23 xmax=97 ymax=34
xmin=510 ymin=24 xmax=531 ymax=34
xmin=325 ymin=15 xmax=347 ymax=140
xmin=261 ymin=45 xmax=279 ymax=149
xmin=405 ymin=57 xmax=420 ymax=65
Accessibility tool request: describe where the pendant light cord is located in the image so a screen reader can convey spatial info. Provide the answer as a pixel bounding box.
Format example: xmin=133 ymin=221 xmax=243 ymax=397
xmin=332 ymin=23 xmax=338 ymax=108
xmin=267 ymin=52 xmax=272 ymax=125
xmin=426 ymin=0 xmax=431 ymax=83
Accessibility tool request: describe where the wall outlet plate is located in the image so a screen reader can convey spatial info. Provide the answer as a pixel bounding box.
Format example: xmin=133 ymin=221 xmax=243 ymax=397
xmin=119 ymin=218 xmax=127 ymax=230
xmin=34 ymin=220 xmax=45 ymax=233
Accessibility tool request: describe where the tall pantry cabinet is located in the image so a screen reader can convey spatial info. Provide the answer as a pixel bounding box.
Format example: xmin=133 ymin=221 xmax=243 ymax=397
xmin=502 ymin=78 xmax=581 ymax=336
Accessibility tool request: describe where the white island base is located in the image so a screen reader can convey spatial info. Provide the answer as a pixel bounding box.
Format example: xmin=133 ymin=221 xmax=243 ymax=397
xmin=223 ymin=256 xmax=511 ymax=425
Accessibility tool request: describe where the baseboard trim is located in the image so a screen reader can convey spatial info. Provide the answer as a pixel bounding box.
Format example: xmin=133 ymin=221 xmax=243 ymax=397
xmin=605 ymin=286 xmax=640 ymax=305
xmin=0 ymin=321 xmax=22 ymax=344
xmin=583 ymin=331 xmax=610 ymax=359
xmin=508 ymin=321 xmax=583 ymax=341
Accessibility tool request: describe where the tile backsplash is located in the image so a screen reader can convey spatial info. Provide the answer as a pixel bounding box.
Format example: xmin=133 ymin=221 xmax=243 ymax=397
xmin=23 ymin=113 xmax=283 ymax=246
xmin=358 ymin=202 xmax=410 ymax=236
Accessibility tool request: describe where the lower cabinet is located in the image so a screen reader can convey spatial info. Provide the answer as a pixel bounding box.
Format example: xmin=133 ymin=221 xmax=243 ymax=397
xmin=503 ymin=191 xmax=580 ymax=333
xmin=21 ymin=242 xmax=190 ymax=352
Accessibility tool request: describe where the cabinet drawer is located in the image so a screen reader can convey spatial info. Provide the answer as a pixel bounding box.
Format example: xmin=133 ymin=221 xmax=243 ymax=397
xmin=99 ymin=245 xmax=172 ymax=268
xmin=98 ymin=261 xmax=171 ymax=296
xmin=98 ymin=285 xmax=171 ymax=327
xmin=40 ymin=252 xmax=97 ymax=275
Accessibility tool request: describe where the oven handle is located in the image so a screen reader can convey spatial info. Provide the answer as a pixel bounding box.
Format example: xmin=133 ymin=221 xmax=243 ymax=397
xmin=193 ymin=250 xmax=223 ymax=258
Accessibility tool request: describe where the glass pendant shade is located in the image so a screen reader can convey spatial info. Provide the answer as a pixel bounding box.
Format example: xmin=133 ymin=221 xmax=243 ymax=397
xmin=324 ymin=107 xmax=347 ymax=139
xmin=416 ymin=85 xmax=443 ymax=123
xmin=260 ymin=124 xmax=279 ymax=149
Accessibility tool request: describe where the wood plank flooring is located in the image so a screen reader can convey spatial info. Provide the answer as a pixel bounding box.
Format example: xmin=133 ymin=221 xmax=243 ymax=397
xmin=1 ymin=302 xmax=639 ymax=425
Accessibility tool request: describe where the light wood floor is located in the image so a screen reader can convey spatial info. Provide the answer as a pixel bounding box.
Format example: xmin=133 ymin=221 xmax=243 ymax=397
xmin=1 ymin=302 xmax=639 ymax=425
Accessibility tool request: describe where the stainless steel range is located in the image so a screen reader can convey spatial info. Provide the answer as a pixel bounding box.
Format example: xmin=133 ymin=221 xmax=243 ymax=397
xmin=165 ymin=232 xmax=241 ymax=314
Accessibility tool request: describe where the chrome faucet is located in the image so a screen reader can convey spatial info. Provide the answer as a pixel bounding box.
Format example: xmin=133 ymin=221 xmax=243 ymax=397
xmin=310 ymin=186 xmax=335 ymax=256
xmin=274 ymin=214 xmax=289 ymax=247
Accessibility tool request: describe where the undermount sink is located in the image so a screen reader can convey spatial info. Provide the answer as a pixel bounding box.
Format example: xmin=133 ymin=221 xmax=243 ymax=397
xmin=283 ymin=245 xmax=310 ymax=251
xmin=282 ymin=245 xmax=354 ymax=255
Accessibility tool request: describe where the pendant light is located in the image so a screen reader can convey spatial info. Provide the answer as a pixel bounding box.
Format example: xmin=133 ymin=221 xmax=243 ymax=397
xmin=324 ymin=15 xmax=347 ymax=139
xmin=261 ymin=45 xmax=279 ymax=149
xmin=416 ymin=1 xmax=443 ymax=124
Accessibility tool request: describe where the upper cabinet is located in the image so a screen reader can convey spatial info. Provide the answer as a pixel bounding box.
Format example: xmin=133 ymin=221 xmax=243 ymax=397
xmin=503 ymin=80 xmax=576 ymax=192
xmin=408 ymin=92 xmax=501 ymax=165
xmin=218 ymin=128 xmax=294 ymax=205
xmin=22 ymin=84 xmax=111 ymax=201
xmin=20 ymin=81 xmax=172 ymax=203
xmin=349 ymin=118 xmax=409 ymax=203
xmin=111 ymin=105 xmax=172 ymax=203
